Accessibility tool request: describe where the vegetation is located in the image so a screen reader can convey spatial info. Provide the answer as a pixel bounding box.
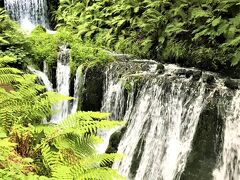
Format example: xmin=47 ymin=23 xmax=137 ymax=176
xmin=0 ymin=55 xmax=125 ymax=179
xmin=0 ymin=9 xmax=124 ymax=179
xmin=0 ymin=0 xmax=240 ymax=179
xmin=56 ymin=0 xmax=240 ymax=74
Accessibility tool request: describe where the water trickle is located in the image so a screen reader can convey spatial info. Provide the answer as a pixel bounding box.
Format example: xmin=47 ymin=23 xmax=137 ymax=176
xmin=28 ymin=66 xmax=53 ymax=92
xmin=71 ymin=65 xmax=84 ymax=114
xmin=4 ymin=0 xmax=49 ymax=31
xmin=213 ymin=90 xmax=240 ymax=180
xmin=51 ymin=46 xmax=71 ymax=123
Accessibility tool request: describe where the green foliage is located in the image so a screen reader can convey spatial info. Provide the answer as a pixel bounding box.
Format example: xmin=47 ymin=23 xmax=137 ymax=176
xmin=0 ymin=8 xmax=26 ymax=46
xmin=0 ymin=56 xmax=124 ymax=179
xmin=28 ymin=26 xmax=58 ymax=66
xmin=55 ymin=0 xmax=240 ymax=71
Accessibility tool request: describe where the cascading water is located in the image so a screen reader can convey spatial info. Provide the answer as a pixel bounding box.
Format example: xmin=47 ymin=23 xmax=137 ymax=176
xmin=213 ymin=90 xmax=240 ymax=180
xmin=51 ymin=45 xmax=71 ymax=123
xmin=28 ymin=66 xmax=53 ymax=92
xmin=96 ymin=64 xmax=128 ymax=153
xmin=101 ymin=64 xmax=126 ymax=120
xmin=4 ymin=0 xmax=49 ymax=31
xmin=100 ymin=61 xmax=219 ymax=180
xmin=71 ymin=65 xmax=84 ymax=114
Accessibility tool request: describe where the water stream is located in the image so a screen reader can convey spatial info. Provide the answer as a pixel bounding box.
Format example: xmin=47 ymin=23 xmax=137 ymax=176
xmin=213 ymin=91 xmax=240 ymax=180
xmin=28 ymin=66 xmax=53 ymax=92
xmin=50 ymin=45 xmax=71 ymax=123
xmin=71 ymin=65 xmax=84 ymax=114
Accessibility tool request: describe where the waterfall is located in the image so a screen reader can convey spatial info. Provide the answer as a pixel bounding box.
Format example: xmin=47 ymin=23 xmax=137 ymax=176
xmin=28 ymin=66 xmax=53 ymax=92
xmin=71 ymin=65 xmax=84 ymax=114
xmin=51 ymin=46 xmax=71 ymax=123
xmin=99 ymin=61 xmax=218 ymax=180
xmin=213 ymin=91 xmax=240 ymax=180
xmin=4 ymin=0 xmax=49 ymax=31
xmin=95 ymin=65 xmax=126 ymax=153
xmin=101 ymin=64 xmax=126 ymax=120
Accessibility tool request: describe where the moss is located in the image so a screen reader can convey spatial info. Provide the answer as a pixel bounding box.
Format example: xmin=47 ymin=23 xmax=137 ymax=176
xmin=28 ymin=26 xmax=58 ymax=66
xmin=123 ymin=81 xmax=132 ymax=93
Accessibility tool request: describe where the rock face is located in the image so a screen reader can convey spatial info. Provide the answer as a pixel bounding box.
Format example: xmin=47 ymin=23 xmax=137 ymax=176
xmin=82 ymin=64 xmax=105 ymax=111
xmin=47 ymin=0 xmax=59 ymax=29
xmin=0 ymin=0 xmax=4 ymax=7
xmin=105 ymin=126 xmax=127 ymax=154
xmin=224 ymin=78 xmax=239 ymax=90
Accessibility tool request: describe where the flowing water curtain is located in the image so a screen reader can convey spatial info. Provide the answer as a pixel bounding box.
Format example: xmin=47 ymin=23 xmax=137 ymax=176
xmin=71 ymin=65 xmax=85 ymax=114
xmin=213 ymin=91 xmax=240 ymax=180
xmin=51 ymin=45 xmax=71 ymax=123
xmin=110 ymin=64 xmax=219 ymax=180
xmin=4 ymin=0 xmax=49 ymax=30
xmin=28 ymin=66 xmax=53 ymax=92
xmin=101 ymin=64 xmax=127 ymax=120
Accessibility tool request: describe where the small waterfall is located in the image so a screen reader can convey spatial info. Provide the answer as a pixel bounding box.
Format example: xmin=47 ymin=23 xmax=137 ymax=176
xmin=28 ymin=66 xmax=53 ymax=92
xmin=213 ymin=91 xmax=240 ymax=180
xmin=96 ymin=65 xmax=127 ymax=153
xmin=51 ymin=46 xmax=71 ymax=123
xmin=43 ymin=61 xmax=48 ymax=76
xmin=101 ymin=64 xmax=126 ymax=120
xmin=4 ymin=0 xmax=49 ymax=31
xmin=71 ymin=65 xmax=84 ymax=114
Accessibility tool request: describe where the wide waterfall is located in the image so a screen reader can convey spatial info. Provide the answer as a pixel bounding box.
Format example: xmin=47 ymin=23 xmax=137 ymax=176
xmin=213 ymin=91 xmax=240 ymax=180
xmin=99 ymin=60 xmax=227 ymax=180
xmin=51 ymin=46 xmax=71 ymax=123
xmin=4 ymin=0 xmax=49 ymax=31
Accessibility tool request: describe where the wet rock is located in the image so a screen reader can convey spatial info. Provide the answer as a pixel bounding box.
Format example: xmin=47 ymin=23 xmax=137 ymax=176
xmin=224 ymin=79 xmax=239 ymax=90
xmin=157 ymin=63 xmax=165 ymax=74
xmin=203 ymin=75 xmax=215 ymax=85
xmin=141 ymin=64 xmax=150 ymax=71
xmin=105 ymin=126 xmax=127 ymax=154
xmin=176 ymin=69 xmax=188 ymax=77
xmin=0 ymin=0 xmax=4 ymax=8
xmin=192 ymin=71 xmax=202 ymax=81
xmin=82 ymin=64 xmax=105 ymax=111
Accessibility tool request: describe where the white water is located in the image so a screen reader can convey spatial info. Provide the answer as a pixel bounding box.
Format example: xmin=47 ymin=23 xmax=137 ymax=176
xmin=71 ymin=65 xmax=84 ymax=114
xmin=4 ymin=0 xmax=49 ymax=31
xmin=213 ymin=91 xmax=240 ymax=180
xmin=98 ymin=62 xmax=215 ymax=180
xmin=96 ymin=65 xmax=127 ymax=153
xmin=51 ymin=46 xmax=71 ymax=123
xmin=28 ymin=66 xmax=53 ymax=92
xmin=114 ymin=80 xmax=207 ymax=179
xmin=101 ymin=64 xmax=126 ymax=120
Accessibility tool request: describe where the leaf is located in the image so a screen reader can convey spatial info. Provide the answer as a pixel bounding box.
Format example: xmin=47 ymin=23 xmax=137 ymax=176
xmin=191 ymin=8 xmax=211 ymax=20
xmin=212 ymin=17 xmax=221 ymax=27
xmin=231 ymin=50 xmax=240 ymax=66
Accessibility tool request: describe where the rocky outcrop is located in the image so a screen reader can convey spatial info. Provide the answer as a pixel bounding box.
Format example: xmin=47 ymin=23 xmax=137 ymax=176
xmin=82 ymin=64 xmax=105 ymax=111
xmin=0 ymin=0 xmax=4 ymax=8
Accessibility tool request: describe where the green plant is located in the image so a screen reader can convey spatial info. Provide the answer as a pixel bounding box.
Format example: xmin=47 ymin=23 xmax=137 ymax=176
xmin=55 ymin=0 xmax=240 ymax=74
xmin=0 ymin=55 xmax=125 ymax=179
